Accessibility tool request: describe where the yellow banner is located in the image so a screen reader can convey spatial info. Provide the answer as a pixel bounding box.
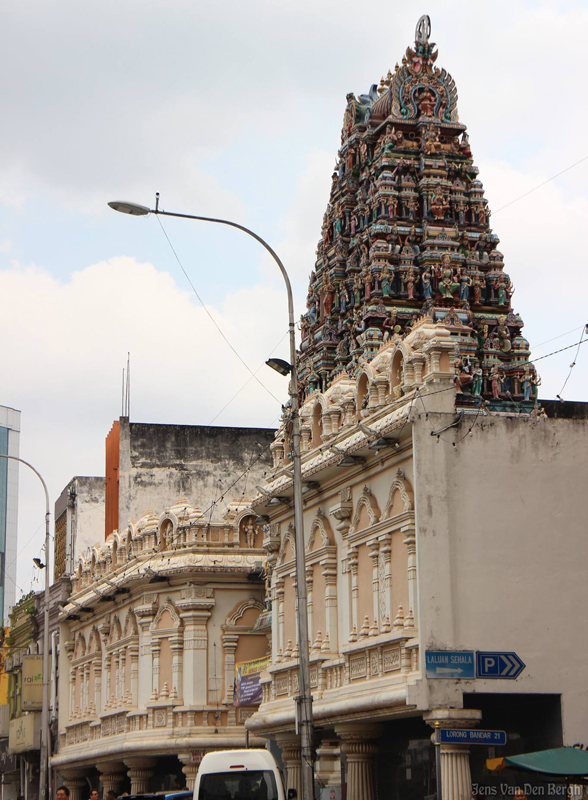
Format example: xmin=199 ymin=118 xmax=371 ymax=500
xmin=236 ymin=655 xmax=271 ymax=677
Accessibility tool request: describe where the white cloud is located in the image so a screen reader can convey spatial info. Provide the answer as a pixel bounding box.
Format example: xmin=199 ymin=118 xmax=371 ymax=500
xmin=1 ymin=256 xmax=290 ymax=595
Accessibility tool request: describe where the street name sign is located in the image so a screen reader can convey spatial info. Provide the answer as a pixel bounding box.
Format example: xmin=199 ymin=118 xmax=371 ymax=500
xmin=425 ymin=650 xmax=475 ymax=679
xmin=476 ymin=651 xmax=526 ymax=679
xmin=438 ymin=729 xmax=507 ymax=746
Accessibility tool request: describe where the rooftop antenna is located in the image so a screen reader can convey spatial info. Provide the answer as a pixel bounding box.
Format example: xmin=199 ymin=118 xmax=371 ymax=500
xmin=121 ymin=353 xmax=131 ymax=419
xmin=126 ymin=352 xmax=131 ymax=419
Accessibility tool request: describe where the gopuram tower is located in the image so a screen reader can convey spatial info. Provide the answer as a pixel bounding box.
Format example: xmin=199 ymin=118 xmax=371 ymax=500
xmin=249 ymin=21 xmax=588 ymax=800
xmin=297 ymin=15 xmax=537 ymax=408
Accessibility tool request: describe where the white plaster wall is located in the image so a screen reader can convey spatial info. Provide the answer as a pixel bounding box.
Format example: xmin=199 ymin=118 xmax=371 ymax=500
xmin=410 ymin=410 xmax=588 ymax=744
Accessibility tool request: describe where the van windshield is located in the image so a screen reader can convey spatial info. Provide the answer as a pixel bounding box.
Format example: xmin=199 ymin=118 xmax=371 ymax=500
xmin=198 ymin=770 xmax=279 ymax=800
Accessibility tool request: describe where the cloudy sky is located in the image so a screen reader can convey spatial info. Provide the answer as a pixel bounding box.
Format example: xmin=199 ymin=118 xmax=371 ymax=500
xmin=1 ymin=0 xmax=587 ymax=601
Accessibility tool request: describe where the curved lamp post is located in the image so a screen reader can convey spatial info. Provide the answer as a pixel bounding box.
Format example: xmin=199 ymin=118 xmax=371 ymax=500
xmin=0 ymin=455 xmax=51 ymax=800
xmin=108 ymin=197 xmax=315 ymax=800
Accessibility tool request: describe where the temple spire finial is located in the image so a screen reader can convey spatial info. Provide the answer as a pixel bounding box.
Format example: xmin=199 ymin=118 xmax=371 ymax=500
xmin=415 ymin=14 xmax=431 ymax=44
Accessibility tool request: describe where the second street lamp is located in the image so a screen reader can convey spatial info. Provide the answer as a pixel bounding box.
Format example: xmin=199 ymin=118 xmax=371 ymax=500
xmin=108 ymin=195 xmax=315 ymax=800
xmin=0 ymin=455 xmax=51 ymax=800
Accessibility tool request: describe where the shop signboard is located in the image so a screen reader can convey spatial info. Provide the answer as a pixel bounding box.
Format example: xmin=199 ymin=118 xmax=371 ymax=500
xmin=9 ymin=713 xmax=41 ymax=753
xmin=22 ymin=655 xmax=43 ymax=710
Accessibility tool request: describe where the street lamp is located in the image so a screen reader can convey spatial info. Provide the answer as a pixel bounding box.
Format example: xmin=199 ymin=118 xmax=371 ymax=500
xmin=0 ymin=455 xmax=51 ymax=800
xmin=108 ymin=195 xmax=315 ymax=800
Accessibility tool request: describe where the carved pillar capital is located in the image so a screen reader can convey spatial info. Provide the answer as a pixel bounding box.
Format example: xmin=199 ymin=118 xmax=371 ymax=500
xmin=59 ymin=770 xmax=88 ymax=800
xmin=124 ymin=757 xmax=156 ymax=794
xmin=336 ymin=723 xmax=383 ymax=800
xmin=96 ymin=761 xmax=126 ymax=798
xmin=276 ymin=733 xmax=302 ymax=799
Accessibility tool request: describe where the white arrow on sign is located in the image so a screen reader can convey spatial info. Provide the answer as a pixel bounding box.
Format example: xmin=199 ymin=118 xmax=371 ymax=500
xmin=500 ymin=654 xmax=519 ymax=677
xmin=436 ymin=667 xmax=464 ymax=674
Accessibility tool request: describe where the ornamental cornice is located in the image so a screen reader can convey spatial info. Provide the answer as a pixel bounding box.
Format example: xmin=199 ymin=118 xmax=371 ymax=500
xmin=254 ymin=399 xmax=415 ymax=503
xmin=63 ymin=551 xmax=263 ymax=616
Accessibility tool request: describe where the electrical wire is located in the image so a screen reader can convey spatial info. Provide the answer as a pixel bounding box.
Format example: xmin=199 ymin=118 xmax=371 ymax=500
xmin=154 ymin=215 xmax=281 ymax=406
xmin=531 ymin=324 xmax=586 ymax=351
xmin=557 ymin=326 xmax=586 ymax=399
xmin=530 ymin=337 xmax=588 ymax=364
xmin=208 ymin=328 xmax=290 ymax=425
xmin=493 ymin=154 xmax=588 ymax=215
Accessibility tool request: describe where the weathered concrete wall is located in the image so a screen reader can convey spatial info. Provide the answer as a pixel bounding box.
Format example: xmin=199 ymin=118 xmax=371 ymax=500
xmin=55 ymin=476 xmax=105 ymax=571
xmin=118 ymin=420 xmax=275 ymax=526
xmin=410 ymin=407 xmax=588 ymax=744
xmin=74 ymin=477 xmax=106 ymax=556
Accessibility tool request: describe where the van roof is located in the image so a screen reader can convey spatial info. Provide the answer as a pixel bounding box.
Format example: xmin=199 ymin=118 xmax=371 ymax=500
xmin=198 ymin=749 xmax=277 ymax=772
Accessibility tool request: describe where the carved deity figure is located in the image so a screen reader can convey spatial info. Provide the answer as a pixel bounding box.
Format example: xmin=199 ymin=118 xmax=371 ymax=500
xmin=472 ymin=275 xmax=483 ymax=304
xmin=430 ymin=193 xmax=447 ymax=220
xmin=244 ymin=519 xmax=257 ymax=548
xmin=471 ymin=362 xmax=483 ymax=396
xmin=308 ymin=289 xmax=318 ymax=325
xmin=406 ymin=266 xmax=418 ymax=300
xmin=322 ymin=275 xmax=335 ymax=317
xmin=339 ymin=283 xmax=349 ymax=313
xmin=491 ymin=366 xmax=503 ymax=399
xmin=421 ymin=268 xmax=433 ymax=299
xmin=353 ymin=274 xmax=363 ymax=306
xmin=381 ymin=264 xmax=391 ymax=297
xmin=419 ymin=87 xmax=436 ymax=116
xmin=459 ymin=269 xmax=472 ymax=301
xmin=363 ymin=267 xmax=373 ymax=300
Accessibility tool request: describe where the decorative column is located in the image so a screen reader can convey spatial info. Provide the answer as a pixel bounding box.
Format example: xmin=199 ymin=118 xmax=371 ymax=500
xmin=348 ymin=548 xmax=359 ymax=637
xmin=151 ymin=640 xmax=161 ymax=696
xmin=60 ymin=770 xmax=87 ymax=800
xmin=276 ymin=577 xmax=285 ymax=653
xmin=306 ymin=565 xmax=314 ymax=642
xmin=124 ymin=757 xmax=156 ymax=794
xmin=170 ymin=635 xmax=184 ymax=701
xmin=129 ymin=645 xmax=139 ymax=706
xmin=178 ymin=754 xmax=200 ymax=791
xmin=94 ymin=661 xmax=102 ymax=714
xmin=322 ymin=561 xmax=338 ymax=650
xmin=276 ymin=734 xmax=302 ymax=798
xmin=176 ymin=584 xmax=214 ymax=706
xmin=69 ymin=667 xmax=75 ymax=719
xmin=368 ymin=540 xmax=380 ymax=625
xmin=378 ymin=534 xmax=392 ymax=625
xmin=222 ymin=632 xmax=239 ymax=704
xmin=403 ymin=523 xmax=418 ymax=629
xmin=336 ymin=723 xmax=382 ymax=800
xmin=424 ymin=708 xmax=482 ymax=800
xmin=96 ymin=761 xmax=126 ymax=799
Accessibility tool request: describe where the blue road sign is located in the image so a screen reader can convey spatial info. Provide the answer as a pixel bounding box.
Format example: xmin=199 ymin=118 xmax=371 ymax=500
xmin=439 ymin=729 xmax=507 ymax=746
xmin=425 ymin=650 xmax=475 ymax=679
xmin=476 ymin=651 xmax=526 ymax=679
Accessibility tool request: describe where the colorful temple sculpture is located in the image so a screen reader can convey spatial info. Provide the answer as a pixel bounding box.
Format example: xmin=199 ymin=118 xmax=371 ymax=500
xmin=298 ymin=14 xmax=538 ymax=407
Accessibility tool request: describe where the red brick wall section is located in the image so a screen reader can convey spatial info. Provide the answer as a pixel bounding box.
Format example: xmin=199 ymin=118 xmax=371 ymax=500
xmin=105 ymin=421 xmax=120 ymax=539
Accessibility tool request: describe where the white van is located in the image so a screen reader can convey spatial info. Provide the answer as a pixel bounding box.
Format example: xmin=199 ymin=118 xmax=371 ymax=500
xmin=193 ymin=749 xmax=295 ymax=800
